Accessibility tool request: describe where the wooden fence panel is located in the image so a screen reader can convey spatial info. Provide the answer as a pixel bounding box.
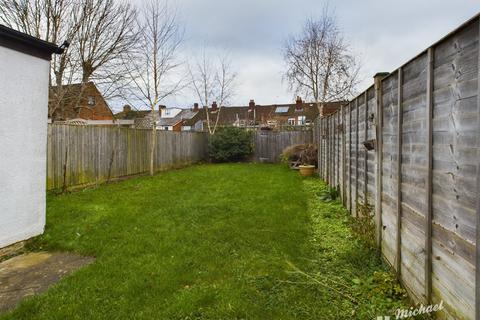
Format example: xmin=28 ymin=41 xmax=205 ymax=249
xmin=357 ymin=94 xmax=366 ymax=204
xmin=46 ymin=125 xmax=208 ymax=190
xmin=253 ymin=130 xmax=313 ymax=163
xmin=399 ymin=52 xmax=428 ymax=303
xmin=366 ymin=87 xmax=377 ymax=204
xmin=346 ymin=103 xmax=352 ymax=212
xmin=338 ymin=111 xmax=342 ymax=187
xmin=380 ymin=72 xmax=399 ymax=269
xmin=430 ymin=19 xmax=478 ymax=319
xmin=351 ymin=101 xmax=358 ymax=215
xmin=314 ymin=15 xmax=479 ymax=320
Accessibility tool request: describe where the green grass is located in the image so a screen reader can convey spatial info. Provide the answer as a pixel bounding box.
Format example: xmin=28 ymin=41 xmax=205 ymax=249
xmin=2 ymin=164 xmax=412 ymax=319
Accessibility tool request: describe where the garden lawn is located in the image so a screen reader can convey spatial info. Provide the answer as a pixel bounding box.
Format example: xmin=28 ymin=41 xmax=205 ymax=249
xmin=1 ymin=164 xmax=412 ymax=319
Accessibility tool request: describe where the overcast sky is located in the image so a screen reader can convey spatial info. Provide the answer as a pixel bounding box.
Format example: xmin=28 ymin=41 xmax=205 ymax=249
xmin=126 ymin=0 xmax=480 ymax=110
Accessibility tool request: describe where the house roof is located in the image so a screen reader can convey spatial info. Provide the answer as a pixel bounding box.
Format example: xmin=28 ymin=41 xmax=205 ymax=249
xmin=0 ymin=24 xmax=64 ymax=60
xmin=115 ymin=100 xmax=343 ymax=127
xmin=158 ymin=109 xmax=199 ymax=126
xmin=183 ymin=101 xmax=343 ymax=126
xmin=49 ymin=82 xmax=114 ymax=120
xmin=114 ymin=109 xmax=151 ymax=120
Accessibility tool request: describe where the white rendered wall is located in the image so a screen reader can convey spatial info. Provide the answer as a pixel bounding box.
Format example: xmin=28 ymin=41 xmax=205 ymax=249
xmin=0 ymin=46 xmax=50 ymax=248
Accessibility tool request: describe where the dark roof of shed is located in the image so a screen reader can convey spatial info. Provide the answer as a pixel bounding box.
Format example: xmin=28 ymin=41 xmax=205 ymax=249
xmin=0 ymin=24 xmax=64 ymax=60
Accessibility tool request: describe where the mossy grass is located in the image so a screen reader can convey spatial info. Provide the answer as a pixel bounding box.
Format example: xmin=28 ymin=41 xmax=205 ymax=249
xmin=2 ymin=164 xmax=419 ymax=319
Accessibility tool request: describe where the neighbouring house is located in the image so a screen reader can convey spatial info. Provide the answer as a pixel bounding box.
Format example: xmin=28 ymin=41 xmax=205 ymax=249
xmin=0 ymin=25 xmax=63 ymax=248
xmin=114 ymin=105 xmax=164 ymax=129
xmin=115 ymin=97 xmax=342 ymax=132
xmin=158 ymin=106 xmax=199 ymax=132
xmin=114 ymin=105 xmax=152 ymax=128
xmin=185 ymin=97 xmax=343 ymax=131
xmin=115 ymin=105 xmax=202 ymax=131
xmin=49 ymin=81 xmax=115 ymax=123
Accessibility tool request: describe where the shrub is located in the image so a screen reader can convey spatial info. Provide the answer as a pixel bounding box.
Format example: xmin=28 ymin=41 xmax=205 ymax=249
xmin=208 ymin=127 xmax=254 ymax=162
xmin=281 ymin=144 xmax=318 ymax=166
xmin=350 ymin=200 xmax=376 ymax=249
xmin=318 ymin=186 xmax=339 ymax=202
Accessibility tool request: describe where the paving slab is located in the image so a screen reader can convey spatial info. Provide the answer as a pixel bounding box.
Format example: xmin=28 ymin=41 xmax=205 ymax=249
xmin=0 ymin=252 xmax=94 ymax=313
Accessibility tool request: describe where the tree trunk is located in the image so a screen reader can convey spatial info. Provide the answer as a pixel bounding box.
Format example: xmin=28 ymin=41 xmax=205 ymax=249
xmin=316 ymin=99 xmax=322 ymax=117
xmin=150 ymin=121 xmax=156 ymax=176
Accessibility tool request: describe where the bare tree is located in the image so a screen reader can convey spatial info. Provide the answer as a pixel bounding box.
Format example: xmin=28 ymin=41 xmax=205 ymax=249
xmin=189 ymin=50 xmax=237 ymax=135
xmin=124 ymin=0 xmax=184 ymax=175
xmin=0 ymin=0 xmax=138 ymax=120
xmin=283 ymin=7 xmax=360 ymax=114
xmin=71 ymin=0 xmax=138 ymax=116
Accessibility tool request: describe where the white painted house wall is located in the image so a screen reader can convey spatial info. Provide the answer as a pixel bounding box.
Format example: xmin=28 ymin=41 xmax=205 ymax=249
xmin=0 ymin=46 xmax=50 ymax=248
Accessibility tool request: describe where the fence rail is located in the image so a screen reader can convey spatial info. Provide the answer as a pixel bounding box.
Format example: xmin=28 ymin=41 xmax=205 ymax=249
xmin=315 ymin=15 xmax=480 ymax=320
xmin=47 ymin=125 xmax=208 ymax=190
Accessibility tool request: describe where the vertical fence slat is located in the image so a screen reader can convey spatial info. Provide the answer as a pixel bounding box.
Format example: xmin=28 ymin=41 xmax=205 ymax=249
xmin=337 ymin=112 xmax=340 ymax=188
xmin=334 ymin=113 xmax=337 ymax=186
xmin=375 ymin=74 xmax=384 ymax=250
xmin=318 ymin=119 xmax=322 ymax=179
xmin=327 ymin=118 xmax=330 ymax=184
xmin=476 ymin=16 xmax=480 ymax=320
xmin=327 ymin=117 xmax=330 ymax=184
xmin=332 ymin=116 xmax=335 ymax=186
xmin=396 ymin=67 xmax=404 ymax=277
xmin=364 ymin=91 xmax=369 ymax=200
xmin=355 ymin=98 xmax=359 ymax=216
xmin=425 ymin=47 xmax=434 ymax=304
xmin=348 ymin=103 xmax=352 ymax=213
xmin=335 ymin=112 xmax=337 ymax=187
xmin=341 ymin=105 xmax=347 ymax=206
xmin=323 ymin=117 xmax=327 ymax=179
xmin=329 ymin=116 xmax=333 ymax=185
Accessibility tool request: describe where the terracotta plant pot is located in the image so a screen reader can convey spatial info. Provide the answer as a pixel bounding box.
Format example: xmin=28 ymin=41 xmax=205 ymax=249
xmin=299 ymin=165 xmax=315 ymax=177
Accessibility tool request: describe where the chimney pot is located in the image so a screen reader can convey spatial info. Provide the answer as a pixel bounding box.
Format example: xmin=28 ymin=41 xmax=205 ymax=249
xmin=249 ymin=99 xmax=255 ymax=110
xmin=211 ymin=101 xmax=218 ymax=111
xmin=193 ymin=103 xmax=199 ymax=112
xmin=295 ymin=96 xmax=303 ymax=110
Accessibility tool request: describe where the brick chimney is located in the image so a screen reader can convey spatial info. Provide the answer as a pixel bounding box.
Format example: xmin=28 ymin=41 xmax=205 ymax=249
xmin=193 ymin=103 xmax=199 ymax=112
xmin=248 ymin=99 xmax=255 ymax=111
xmin=211 ymin=101 xmax=218 ymax=111
xmin=295 ymin=96 xmax=303 ymax=111
xmin=158 ymin=105 xmax=166 ymax=117
xmin=123 ymin=105 xmax=131 ymax=113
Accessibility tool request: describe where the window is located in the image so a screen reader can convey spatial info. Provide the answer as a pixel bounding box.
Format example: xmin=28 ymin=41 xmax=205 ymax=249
xmin=287 ymin=118 xmax=296 ymax=125
xmin=297 ymin=116 xmax=306 ymax=125
xmin=163 ymin=126 xmax=170 ymax=131
xmin=164 ymin=109 xmax=171 ymax=116
xmin=87 ymin=96 xmax=95 ymax=106
xmin=275 ymin=106 xmax=289 ymax=113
